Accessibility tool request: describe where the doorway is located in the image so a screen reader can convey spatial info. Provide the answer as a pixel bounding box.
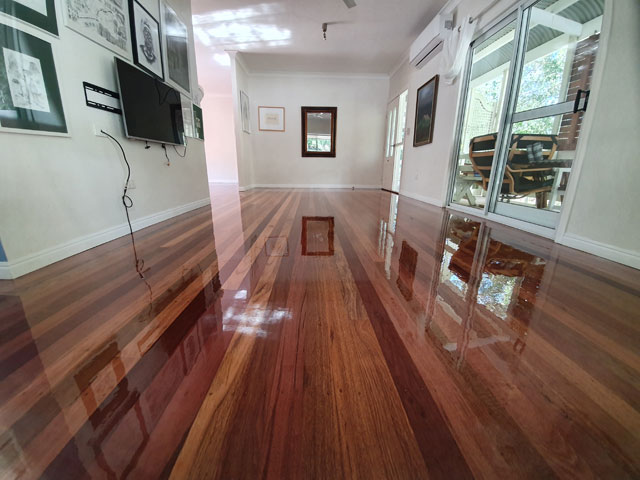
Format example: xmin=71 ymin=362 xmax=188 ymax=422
xmin=448 ymin=0 xmax=604 ymax=229
xmin=382 ymin=90 xmax=408 ymax=193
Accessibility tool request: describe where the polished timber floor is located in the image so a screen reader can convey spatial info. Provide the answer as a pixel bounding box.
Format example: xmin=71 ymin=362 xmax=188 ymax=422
xmin=1 ymin=186 xmax=639 ymax=480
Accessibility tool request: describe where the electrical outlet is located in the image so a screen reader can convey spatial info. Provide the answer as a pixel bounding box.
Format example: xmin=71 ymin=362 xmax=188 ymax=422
xmin=94 ymin=125 xmax=107 ymax=137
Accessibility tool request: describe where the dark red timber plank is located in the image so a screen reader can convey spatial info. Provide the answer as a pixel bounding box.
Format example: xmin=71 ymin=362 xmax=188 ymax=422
xmin=336 ymin=223 xmax=475 ymax=480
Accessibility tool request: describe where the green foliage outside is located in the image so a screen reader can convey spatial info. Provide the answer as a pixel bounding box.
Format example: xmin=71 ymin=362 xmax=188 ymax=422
xmin=307 ymin=135 xmax=331 ymax=152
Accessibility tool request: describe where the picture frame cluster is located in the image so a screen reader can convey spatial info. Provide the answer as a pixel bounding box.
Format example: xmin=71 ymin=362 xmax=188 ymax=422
xmin=0 ymin=0 xmax=202 ymax=137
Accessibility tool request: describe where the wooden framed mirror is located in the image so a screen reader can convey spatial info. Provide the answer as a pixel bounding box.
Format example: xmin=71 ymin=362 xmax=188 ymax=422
xmin=301 ymin=106 xmax=337 ymax=157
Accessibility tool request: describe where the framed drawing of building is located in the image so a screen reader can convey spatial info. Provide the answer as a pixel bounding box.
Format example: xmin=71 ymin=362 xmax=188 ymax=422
xmin=62 ymin=0 xmax=131 ymax=58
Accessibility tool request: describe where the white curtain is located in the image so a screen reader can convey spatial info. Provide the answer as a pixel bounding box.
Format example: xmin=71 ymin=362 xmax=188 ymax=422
xmin=442 ymin=16 xmax=477 ymax=85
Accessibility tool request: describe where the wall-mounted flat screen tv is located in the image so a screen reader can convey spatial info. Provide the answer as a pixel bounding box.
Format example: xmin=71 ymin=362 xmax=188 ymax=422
xmin=115 ymin=58 xmax=185 ymax=145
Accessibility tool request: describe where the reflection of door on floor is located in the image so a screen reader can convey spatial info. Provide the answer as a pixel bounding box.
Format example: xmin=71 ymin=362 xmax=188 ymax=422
xmin=382 ymin=90 xmax=408 ymax=193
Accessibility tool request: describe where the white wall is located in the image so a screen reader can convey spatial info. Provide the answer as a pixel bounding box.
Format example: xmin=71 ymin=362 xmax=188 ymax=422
xmin=200 ymin=94 xmax=238 ymax=183
xmin=230 ymin=53 xmax=254 ymax=189
xmin=228 ymin=52 xmax=389 ymax=190
xmin=246 ymin=73 xmax=389 ymax=188
xmin=194 ymin=44 xmax=238 ymax=184
xmin=0 ymin=0 xmax=209 ymax=278
xmin=560 ymin=0 xmax=640 ymax=267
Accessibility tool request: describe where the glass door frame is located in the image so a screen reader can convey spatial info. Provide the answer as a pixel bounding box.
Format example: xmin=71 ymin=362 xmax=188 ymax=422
xmin=446 ymin=0 xmax=603 ymax=237
xmin=446 ymin=9 xmax=524 ymax=219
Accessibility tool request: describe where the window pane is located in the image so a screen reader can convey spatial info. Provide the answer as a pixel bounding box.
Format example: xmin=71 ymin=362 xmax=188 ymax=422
xmin=496 ymin=114 xmax=574 ymax=213
xmin=515 ymin=0 xmax=604 ymax=112
xmin=450 ymin=19 xmax=517 ymax=209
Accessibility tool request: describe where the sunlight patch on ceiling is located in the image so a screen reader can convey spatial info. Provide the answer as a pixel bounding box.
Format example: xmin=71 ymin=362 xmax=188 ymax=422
xmin=192 ymin=2 xmax=290 ymax=49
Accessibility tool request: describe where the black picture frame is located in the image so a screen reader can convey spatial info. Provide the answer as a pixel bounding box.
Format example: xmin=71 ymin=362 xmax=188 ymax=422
xmin=193 ymin=104 xmax=204 ymax=140
xmin=0 ymin=23 xmax=67 ymax=133
xmin=413 ymin=74 xmax=439 ymax=147
xmin=163 ymin=2 xmax=190 ymax=94
xmin=129 ymin=0 xmax=164 ymax=79
xmin=0 ymin=0 xmax=58 ymax=36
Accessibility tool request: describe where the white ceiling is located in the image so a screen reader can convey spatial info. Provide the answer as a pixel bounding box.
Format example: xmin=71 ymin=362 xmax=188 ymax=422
xmin=191 ymin=0 xmax=448 ymax=74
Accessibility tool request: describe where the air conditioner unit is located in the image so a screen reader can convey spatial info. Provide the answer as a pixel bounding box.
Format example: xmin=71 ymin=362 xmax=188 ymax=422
xmin=409 ymin=13 xmax=454 ymax=69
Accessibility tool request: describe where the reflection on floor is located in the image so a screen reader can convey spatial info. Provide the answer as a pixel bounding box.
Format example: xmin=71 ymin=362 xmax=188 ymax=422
xmin=1 ymin=186 xmax=639 ymax=479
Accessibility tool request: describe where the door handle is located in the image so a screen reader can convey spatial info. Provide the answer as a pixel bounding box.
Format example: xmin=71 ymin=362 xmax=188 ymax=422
xmin=573 ymin=89 xmax=590 ymax=113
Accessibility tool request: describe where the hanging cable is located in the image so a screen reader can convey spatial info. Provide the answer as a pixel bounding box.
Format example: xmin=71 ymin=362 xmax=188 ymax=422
xmin=162 ymin=143 xmax=171 ymax=165
xmin=173 ymin=136 xmax=187 ymax=157
xmin=101 ymin=129 xmax=146 ymax=279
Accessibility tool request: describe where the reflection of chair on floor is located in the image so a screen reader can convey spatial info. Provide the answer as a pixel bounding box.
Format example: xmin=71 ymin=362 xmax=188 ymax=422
xmin=469 ymin=133 xmax=561 ymax=208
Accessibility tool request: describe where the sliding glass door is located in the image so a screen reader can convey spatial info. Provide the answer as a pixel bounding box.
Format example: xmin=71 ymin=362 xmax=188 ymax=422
xmin=450 ymin=14 xmax=518 ymax=209
xmin=449 ymin=0 xmax=604 ymax=229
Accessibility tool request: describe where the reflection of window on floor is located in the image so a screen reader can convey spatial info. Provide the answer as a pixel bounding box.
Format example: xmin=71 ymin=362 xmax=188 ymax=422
xmin=306 ymin=134 xmax=331 ymax=152
xmin=440 ymin=242 xmax=468 ymax=296
xmin=477 ymin=273 xmax=520 ymax=320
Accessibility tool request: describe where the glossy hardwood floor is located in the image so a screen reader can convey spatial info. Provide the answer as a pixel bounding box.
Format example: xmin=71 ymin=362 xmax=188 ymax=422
xmin=1 ymin=186 xmax=639 ymax=479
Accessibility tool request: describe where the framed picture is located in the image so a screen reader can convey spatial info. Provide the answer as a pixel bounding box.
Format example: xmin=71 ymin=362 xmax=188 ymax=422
xmin=0 ymin=23 xmax=67 ymax=134
xmin=130 ymin=0 xmax=162 ymax=78
xmin=62 ymin=0 xmax=131 ymax=58
xmin=162 ymin=2 xmax=189 ymax=94
xmin=258 ymin=106 xmax=284 ymax=132
xmin=240 ymin=90 xmax=250 ymax=133
xmin=413 ymin=74 xmax=439 ymax=147
xmin=0 ymin=0 xmax=59 ymax=36
xmin=193 ymin=103 xmax=204 ymax=140
xmin=181 ymin=93 xmax=194 ymax=138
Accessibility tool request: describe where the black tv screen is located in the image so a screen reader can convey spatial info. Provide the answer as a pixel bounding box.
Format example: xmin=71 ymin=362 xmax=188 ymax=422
xmin=115 ymin=58 xmax=185 ymax=145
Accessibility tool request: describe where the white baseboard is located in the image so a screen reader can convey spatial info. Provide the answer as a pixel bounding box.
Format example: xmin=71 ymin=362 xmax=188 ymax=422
xmin=558 ymin=233 xmax=640 ymax=270
xmin=0 ymin=262 xmax=11 ymax=281
xmin=2 ymin=198 xmax=211 ymax=280
xmin=398 ymin=189 xmax=444 ymax=208
xmin=250 ymin=184 xmax=381 ymax=190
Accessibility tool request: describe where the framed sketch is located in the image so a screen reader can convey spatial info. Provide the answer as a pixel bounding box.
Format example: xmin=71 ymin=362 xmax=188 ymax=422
xmin=162 ymin=2 xmax=189 ymax=94
xmin=413 ymin=74 xmax=439 ymax=147
xmin=62 ymin=0 xmax=131 ymax=58
xmin=240 ymin=90 xmax=250 ymax=133
xmin=130 ymin=0 xmax=162 ymax=78
xmin=193 ymin=103 xmax=204 ymax=140
xmin=0 ymin=23 xmax=67 ymax=134
xmin=258 ymin=106 xmax=284 ymax=132
xmin=0 ymin=0 xmax=59 ymax=35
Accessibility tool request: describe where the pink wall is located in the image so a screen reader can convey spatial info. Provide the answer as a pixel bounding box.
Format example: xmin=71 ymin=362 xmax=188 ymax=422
xmin=194 ymin=45 xmax=239 ymax=183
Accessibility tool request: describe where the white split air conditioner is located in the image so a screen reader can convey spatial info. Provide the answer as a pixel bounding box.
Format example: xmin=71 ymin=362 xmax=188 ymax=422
xmin=409 ymin=12 xmax=454 ymax=69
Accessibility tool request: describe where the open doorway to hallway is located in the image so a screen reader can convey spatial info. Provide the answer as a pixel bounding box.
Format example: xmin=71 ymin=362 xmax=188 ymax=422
xmin=382 ymin=90 xmax=409 ymax=193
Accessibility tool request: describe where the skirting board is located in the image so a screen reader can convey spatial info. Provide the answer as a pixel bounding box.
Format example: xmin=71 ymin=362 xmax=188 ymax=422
xmin=241 ymin=184 xmax=381 ymax=190
xmin=0 ymin=262 xmax=10 ymax=280
xmin=558 ymin=233 xmax=640 ymax=270
xmin=0 ymin=198 xmax=211 ymax=280
xmin=399 ymin=189 xmax=444 ymax=208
